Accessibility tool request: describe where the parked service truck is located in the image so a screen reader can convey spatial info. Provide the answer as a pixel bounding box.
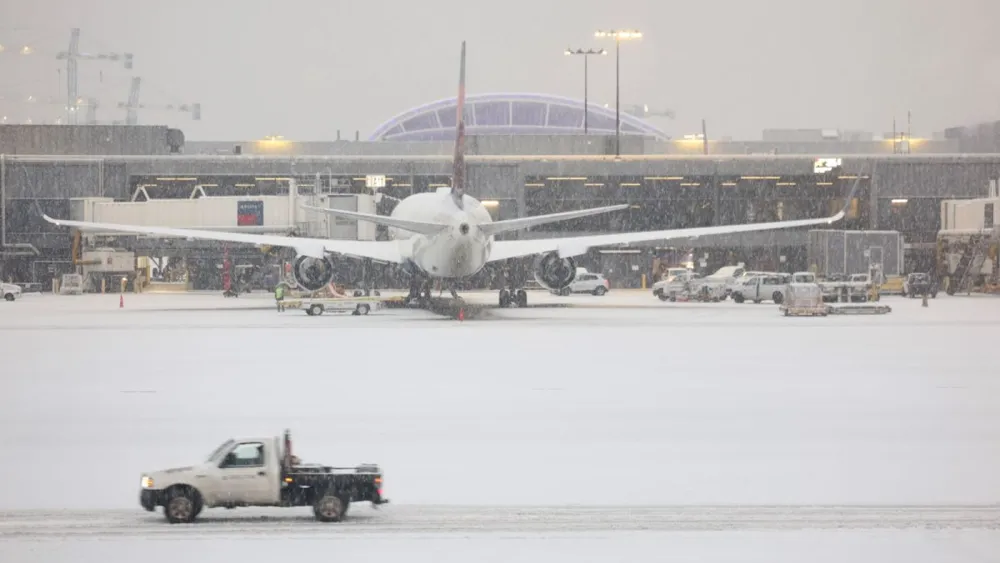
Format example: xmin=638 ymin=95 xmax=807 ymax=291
xmin=139 ymin=430 xmax=388 ymax=523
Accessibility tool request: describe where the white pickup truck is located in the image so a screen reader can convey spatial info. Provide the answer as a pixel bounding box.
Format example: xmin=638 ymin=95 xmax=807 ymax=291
xmin=139 ymin=431 xmax=387 ymax=523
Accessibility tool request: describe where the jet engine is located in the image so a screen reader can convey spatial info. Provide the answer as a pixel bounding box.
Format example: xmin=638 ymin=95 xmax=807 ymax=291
xmin=291 ymin=255 xmax=337 ymax=292
xmin=532 ymin=251 xmax=577 ymax=291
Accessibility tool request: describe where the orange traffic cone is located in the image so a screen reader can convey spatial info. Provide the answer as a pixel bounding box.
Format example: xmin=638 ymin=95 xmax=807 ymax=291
xmin=120 ymin=294 xmax=124 ymax=308
xmin=458 ymin=308 xmax=464 ymax=321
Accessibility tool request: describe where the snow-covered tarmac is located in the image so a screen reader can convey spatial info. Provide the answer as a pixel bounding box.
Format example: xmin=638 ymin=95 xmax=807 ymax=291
xmin=2 ymin=290 xmax=999 ymax=561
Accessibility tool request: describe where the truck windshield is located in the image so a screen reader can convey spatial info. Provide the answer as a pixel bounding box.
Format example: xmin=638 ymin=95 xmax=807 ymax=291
xmin=206 ymin=439 xmax=235 ymax=462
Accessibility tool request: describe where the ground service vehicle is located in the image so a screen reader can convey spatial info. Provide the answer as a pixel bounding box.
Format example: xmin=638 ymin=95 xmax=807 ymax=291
xmin=554 ymin=271 xmax=610 ymax=296
xmin=731 ymin=274 xmax=791 ymax=304
xmin=2 ymin=282 xmax=22 ymax=301
xmin=779 ymin=283 xmax=828 ymax=316
xmin=902 ymin=272 xmax=938 ymax=298
xmin=652 ymin=271 xmax=701 ymax=301
xmin=139 ymin=431 xmax=387 ymax=523
xmin=693 ymin=265 xmax=746 ymax=300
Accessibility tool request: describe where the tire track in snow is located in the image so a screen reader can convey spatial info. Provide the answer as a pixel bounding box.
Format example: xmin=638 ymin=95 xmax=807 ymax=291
xmin=2 ymin=505 xmax=999 ymax=538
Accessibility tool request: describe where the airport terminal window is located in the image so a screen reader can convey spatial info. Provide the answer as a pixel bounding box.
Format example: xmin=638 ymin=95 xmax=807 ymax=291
xmin=222 ymin=442 xmax=265 ymax=468
xmin=474 ymin=102 xmax=510 ymax=127
xmin=5 ymin=198 xmax=68 ymax=234
xmin=511 ymin=102 xmax=546 ymax=126
xmin=585 ymin=111 xmax=617 ymax=132
xmin=546 ymin=104 xmax=583 ymax=128
xmin=402 ymin=112 xmax=440 ymax=132
xmin=878 ymin=198 xmax=941 ymax=234
xmin=437 ymin=106 xmax=474 ymax=128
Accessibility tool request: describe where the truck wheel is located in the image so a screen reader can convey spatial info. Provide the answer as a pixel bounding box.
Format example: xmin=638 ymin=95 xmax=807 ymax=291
xmin=308 ymin=304 xmax=324 ymax=316
xmin=593 ymin=286 xmax=606 ymax=296
xmin=772 ymin=292 xmax=784 ymax=305
xmin=657 ymin=293 xmax=669 ymax=301
xmin=313 ymin=493 xmax=346 ymax=522
xmin=3 ymin=293 xmax=13 ymax=301
xmin=164 ymin=488 xmax=200 ymax=524
xmin=733 ymin=294 xmax=744 ymax=304
xmin=357 ymin=304 xmax=370 ymax=315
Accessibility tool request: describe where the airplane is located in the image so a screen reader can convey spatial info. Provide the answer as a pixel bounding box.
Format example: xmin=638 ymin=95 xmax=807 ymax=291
xmin=41 ymin=41 xmax=859 ymax=310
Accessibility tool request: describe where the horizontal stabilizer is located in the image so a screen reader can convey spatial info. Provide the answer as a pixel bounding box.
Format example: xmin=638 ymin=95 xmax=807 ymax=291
xmin=480 ymin=204 xmax=629 ymax=237
xmin=301 ymin=205 xmax=448 ymax=236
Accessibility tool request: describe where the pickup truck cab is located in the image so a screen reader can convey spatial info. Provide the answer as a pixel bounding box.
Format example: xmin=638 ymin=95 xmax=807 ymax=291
xmin=139 ymin=431 xmax=387 ymax=523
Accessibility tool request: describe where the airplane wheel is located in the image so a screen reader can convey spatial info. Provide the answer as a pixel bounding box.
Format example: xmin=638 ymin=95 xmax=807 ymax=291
xmin=516 ymin=289 xmax=528 ymax=307
xmin=499 ymin=289 xmax=511 ymax=308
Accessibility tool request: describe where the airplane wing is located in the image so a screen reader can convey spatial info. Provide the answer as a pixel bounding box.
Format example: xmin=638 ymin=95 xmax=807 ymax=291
xmin=488 ymin=170 xmax=866 ymax=263
xmin=487 ymin=212 xmax=846 ymax=263
xmin=479 ymin=204 xmax=629 ymax=237
xmin=301 ymin=205 xmax=448 ymax=236
xmin=40 ymin=214 xmax=406 ymax=263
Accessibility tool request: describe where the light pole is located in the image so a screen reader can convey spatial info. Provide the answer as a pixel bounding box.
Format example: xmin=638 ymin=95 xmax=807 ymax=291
xmin=564 ymin=48 xmax=606 ymax=135
xmin=595 ymin=30 xmax=642 ymax=156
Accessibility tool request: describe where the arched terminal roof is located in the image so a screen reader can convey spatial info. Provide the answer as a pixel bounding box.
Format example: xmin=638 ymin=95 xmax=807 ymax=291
xmin=368 ymin=92 xmax=669 ymax=142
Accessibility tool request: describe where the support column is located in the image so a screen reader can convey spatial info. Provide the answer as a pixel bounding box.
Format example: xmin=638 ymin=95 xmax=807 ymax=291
xmin=868 ymin=161 xmax=879 ymax=230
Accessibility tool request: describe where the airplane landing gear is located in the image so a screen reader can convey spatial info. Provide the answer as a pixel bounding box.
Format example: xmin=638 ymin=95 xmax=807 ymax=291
xmin=407 ymin=278 xmax=432 ymax=307
xmin=499 ymin=286 xmax=527 ymax=308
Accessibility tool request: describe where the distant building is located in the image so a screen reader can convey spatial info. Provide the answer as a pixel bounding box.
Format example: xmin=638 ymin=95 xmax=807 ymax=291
xmin=367 ymin=93 xmax=670 ymax=142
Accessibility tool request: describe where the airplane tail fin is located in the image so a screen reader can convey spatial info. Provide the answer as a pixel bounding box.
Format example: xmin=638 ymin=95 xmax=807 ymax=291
xmin=451 ymin=41 xmax=467 ymax=209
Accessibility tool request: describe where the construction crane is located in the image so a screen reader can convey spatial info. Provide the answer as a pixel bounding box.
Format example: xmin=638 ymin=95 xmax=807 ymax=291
xmin=117 ymin=76 xmax=201 ymax=125
xmin=623 ymin=103 xmax=676 ymax=120
xmin=55 ymin=28 xmax=133 ymax=124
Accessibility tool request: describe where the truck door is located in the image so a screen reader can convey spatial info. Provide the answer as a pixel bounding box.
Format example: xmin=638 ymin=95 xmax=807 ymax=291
xmin=751 ymin=277 xmax=762 ymax=300
xmin=217 ymin=441 xmax=280 ymax=505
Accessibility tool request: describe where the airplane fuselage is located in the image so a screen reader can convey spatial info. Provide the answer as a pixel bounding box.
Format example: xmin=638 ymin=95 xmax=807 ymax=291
xmin=387 ymin=189 xmax=494 ymax=278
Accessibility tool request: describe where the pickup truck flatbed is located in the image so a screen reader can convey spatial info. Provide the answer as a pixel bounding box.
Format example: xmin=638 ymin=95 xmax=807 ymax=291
xmin=139 ymin=430 xmax=388 ymax=523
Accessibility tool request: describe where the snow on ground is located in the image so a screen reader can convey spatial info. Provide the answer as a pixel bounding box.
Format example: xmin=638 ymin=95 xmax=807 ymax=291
xmin=1 ymin=290 xmax=999 ymax=560
xmin=3 ymin=530 xmax=999 ymax=563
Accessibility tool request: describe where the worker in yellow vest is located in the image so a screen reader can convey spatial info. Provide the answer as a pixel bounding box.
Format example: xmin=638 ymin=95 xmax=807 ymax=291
xmin=274 ymin=284 xmax=286 ymax=312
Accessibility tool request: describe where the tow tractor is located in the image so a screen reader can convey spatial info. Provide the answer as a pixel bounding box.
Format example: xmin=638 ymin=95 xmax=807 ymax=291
xmin=283 ymin=294 xmax=403 ymax=316
xmin=139 ymin=430 xmax=388 ymax=523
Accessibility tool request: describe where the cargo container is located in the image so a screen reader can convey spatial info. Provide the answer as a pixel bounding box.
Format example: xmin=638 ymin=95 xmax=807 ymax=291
xmin=807 ymin=230 xmax=904 ymax=278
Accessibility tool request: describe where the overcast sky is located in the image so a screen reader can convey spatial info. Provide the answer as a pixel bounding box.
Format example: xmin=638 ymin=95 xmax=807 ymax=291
xmin=1 ymin=0 xmax=998 ymax=141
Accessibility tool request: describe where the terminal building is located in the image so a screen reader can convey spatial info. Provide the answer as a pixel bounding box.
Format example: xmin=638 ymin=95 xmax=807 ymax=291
xmin=2 ymin=96 xmax=1000 ymax=292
